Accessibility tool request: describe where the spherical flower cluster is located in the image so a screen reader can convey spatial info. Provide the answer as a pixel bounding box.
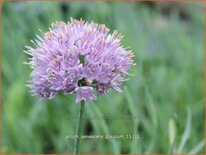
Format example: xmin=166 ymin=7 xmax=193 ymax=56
xmin=25 ymin=18 xmax=134 ymax=103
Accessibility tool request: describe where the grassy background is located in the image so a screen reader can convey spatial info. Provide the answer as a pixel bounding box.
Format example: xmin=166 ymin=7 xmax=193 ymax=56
xmin=1 ymin=1 xmax=205 ymax=154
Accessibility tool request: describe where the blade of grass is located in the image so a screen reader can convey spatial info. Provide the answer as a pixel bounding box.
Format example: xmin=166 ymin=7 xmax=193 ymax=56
xmin=144 ymin=86 xmax=158 ymax=153
xmin=188 ymin=139 xmax=205 ymax=154
xmin=124 ymin=86 xmax=142 ymax=153
xmin=86 ymin=102 xmax=120 ymax=154
xmin=177 ymin=107 xmax=192 ymax=153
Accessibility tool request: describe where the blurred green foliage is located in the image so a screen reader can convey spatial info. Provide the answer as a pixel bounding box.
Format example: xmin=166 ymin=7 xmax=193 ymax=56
xmin=1 ymin=1 xmax=205 ymax=154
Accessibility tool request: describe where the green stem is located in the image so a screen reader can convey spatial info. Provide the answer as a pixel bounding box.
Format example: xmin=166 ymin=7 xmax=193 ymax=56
xmin=73 ymin=100 xmax=85 ymax=154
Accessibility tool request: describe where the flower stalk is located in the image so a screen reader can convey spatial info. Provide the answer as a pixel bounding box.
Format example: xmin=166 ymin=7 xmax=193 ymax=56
xmin=73 ymin=100 xmax=85 ymax=154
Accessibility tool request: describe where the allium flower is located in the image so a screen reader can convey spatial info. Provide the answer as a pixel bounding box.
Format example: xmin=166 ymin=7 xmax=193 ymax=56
xmin=25 ymin=18 xmax=134 ymax=103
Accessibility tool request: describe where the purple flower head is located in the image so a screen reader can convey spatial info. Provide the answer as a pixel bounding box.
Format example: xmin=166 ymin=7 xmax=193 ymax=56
xmin=25 ymin=18 xmax=134 ymax=103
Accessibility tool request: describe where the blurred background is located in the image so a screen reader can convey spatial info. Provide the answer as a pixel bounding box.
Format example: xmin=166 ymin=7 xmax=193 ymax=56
xmin=1 ymin=1 xmax=205 ymax=154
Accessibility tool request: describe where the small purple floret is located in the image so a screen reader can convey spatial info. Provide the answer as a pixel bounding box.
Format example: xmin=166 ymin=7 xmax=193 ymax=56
xmin=75 ymin=86 xmax=97 ymax=103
